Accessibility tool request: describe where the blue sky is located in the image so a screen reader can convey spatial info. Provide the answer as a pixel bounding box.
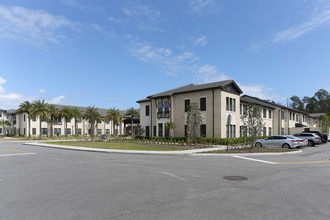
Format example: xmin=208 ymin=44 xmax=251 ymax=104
xmin=0 ymin=0 xmax=329 ymax=110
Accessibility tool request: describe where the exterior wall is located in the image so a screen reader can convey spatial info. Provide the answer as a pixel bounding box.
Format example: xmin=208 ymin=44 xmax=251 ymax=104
xmin=220 ymin=91 xmax=240 ymax=138
xmin=139 ymin=101 xmax=151 ymax=137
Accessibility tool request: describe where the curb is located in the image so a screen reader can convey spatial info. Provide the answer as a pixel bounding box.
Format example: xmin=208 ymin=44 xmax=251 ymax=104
xmin=23 ymin=142 xmax=302 ymax=156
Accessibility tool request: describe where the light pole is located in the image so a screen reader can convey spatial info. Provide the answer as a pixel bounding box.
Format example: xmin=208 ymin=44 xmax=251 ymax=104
xmin=227 ymin=114 xmax=231 ymax=153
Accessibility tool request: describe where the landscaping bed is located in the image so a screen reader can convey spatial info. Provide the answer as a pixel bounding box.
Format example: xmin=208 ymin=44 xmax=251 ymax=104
xmin=44 ymin=141 xmax=206 ymax=151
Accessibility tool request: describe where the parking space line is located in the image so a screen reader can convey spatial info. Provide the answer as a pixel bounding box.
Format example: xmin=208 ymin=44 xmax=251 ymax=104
xmin=279 ymin=160 xmax=330 ymax=164
xmin=232 ymin=156 xmax=278 ymax=165
xmin=0 ymin=153 xmax=36 ymax=157
xmin=4 ymin=148 xmax=33 ymax=154
xmin=160 ymin=171 xmax=186 ymax=181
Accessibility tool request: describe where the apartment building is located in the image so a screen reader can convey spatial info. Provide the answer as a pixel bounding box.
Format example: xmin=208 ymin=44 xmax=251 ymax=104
xmin=2 ymin=105 xmax=124 ymax=137
xmin=137 ymin=80 xmax=320 ymax=138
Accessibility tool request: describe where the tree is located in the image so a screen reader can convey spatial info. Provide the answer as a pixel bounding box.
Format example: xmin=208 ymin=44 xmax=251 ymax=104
xmin=125 ymin=107 xmax=139 ymax=136
xmin=0 ymin=120 xmax=11 ymax=136
xmin=319 ymin=114 xmax=330 ymax=134
xmin=290 ymin=96 xmax=304 ymax=111
xmin=30 ymin=99 xmax=49 ymax=139
xmin=47 ymin=105 xmax=58 ymax=138
xmin=83 ymin=106 xmax=102 ymax=141
xmin=16 ymin=101 xmax=32 ymax=137
xmin=186 ymin=102 xmax=202 ymax=143
xmin=58 ymin=106 xmax=73 ymax=137
xmin=71 ymin=107 xmax=82 ymax=137
xmin=134 ymin=124 xmax=145 ymax=136
xmin=105 ymin=108 xmax=121 ymax=136
xmin=240 ymin=103 xmax=264 ymax=148
xmin=165 ymin=122 xmax=175 ymax=139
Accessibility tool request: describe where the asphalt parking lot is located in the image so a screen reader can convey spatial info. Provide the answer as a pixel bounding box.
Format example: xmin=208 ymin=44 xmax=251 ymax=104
xmin=1 ymin=141 xmax=330 ymax=220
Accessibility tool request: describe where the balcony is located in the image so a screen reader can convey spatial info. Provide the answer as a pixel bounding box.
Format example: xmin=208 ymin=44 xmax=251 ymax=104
xmin=157 ymin=112 xmax=170 ymax=119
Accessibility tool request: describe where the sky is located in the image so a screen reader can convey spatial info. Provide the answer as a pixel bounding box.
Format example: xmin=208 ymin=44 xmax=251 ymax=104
xmin=0 ymin=0 xmax=330 ymax=110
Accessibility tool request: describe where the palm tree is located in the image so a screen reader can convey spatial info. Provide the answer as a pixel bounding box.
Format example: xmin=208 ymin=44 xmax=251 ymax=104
xmin=0 ymin=120 xmax=11 ymax=136
xmin=165 ymin=122 xmax=175 ymax=139
xmin=16 ymin=101 xmax=32 ymax=137
xmin=83 ymin=106 xmax=102 ymax=141
xmin=58 ymin=106 xmax=73 ymax=137
xmin=105 ymin=108 xmax=121 ymax=136
xmin=30 ymin=99 xmax=49 ymax=139
xmin=71 ymin=107 xmax=82 ymax=137
xmin=47 ymin=105 xmax=58 ymax=138
xmin=125 ymin=107 xmax=139 ymax=136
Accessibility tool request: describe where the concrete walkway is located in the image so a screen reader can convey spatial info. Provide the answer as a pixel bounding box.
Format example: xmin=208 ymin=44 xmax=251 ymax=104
xmin=23 ymin=142 xmax=302 ymax=156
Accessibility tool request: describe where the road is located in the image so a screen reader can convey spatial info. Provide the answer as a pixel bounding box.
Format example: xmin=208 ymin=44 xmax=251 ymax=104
xmin=1 ymin=141 xmax=330 ymax=220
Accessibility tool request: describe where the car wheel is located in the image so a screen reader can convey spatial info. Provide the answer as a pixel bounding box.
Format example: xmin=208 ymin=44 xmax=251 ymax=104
xmin=282 ymin=143 xmax=290 ymax=149
xmin=308 ymin=140 xmax=315 ymax=146
xmin=255 ymin=142 xmax=262 ymax=148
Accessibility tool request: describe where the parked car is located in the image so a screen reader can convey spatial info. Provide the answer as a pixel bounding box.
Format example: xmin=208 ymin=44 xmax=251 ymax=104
xmin=328 ymin=135 xmax=330 ymax=142
xmin=302 ymin=131 xmax=328 ymax=143
xmin=293 ymin=133 xmax=321 ymax=146
xmin=254 ymin=135 xmax=307 ymax=149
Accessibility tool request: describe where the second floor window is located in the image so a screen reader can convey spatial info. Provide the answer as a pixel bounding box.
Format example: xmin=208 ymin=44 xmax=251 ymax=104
xmin=200 ymin=97 xmax=206 ymax=111
xmin=226 ymin=97 xmax=236 ymax=112
xmin=146 ymin=105 xmax=150 ymax=116
xmin=164 ymin=101 xmax=170 ymax=113
xmin=263 ymin=109 xmax=267 ymax=118
xmin=158 ymin=102 xmax=163 ymax=113
xmin=268 ymin=110 xmax=272 ymax=119
xmin=185 ymin=99 xmax=190 ymax=112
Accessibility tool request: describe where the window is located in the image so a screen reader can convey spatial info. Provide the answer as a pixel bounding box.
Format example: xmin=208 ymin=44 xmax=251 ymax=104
xmin=268 ymin=127 xmax=272 ymax=136
xmin=24 ymin=128 xmax=26 ymax=135
xmin=24 ymin=115 xmax=26 ymax=122
xmin=281 ymin=128 xmax=284 ymax=135
xmin=77 ymin=118 xmax=82 ymax=123
xmin=200 ymin=124 xmax=206 ymax=137
xmin=293 ymin=113 xmax=295 ymax=121
xmin=290 ymin=112 xmax=292 ymax=120
xmin=243 ymin=104 xmax=247 ymax=115
xmin=227 ymin=125 xmax=236 ymax=138
xmin=32 ymin=128 xmax=36 ymax=135
xmin=268 ymin=110 xmax=272 ymax=119
xmin=67 ymin=119 xmax=71 ymax=123
xmin=240 ymin=126 xmax=247 ymax=137
xmin=0 ymin=128 xmax=2 ymax=134
xmin=97 ymin=129 xmax=102 ymax=135
xmin=164 ymin=101 xmax=170 ymax=113
xmin=146 ymin=105 xmax=150 ymax=116
xmin=153 ymin=126 xmax=156 ymax=137
xmin=263 ymin=109 xmax=267 ymax=118
xmin=105 ymin=120 xmax=110 ymax=124
xmin=185 ymin=99 xmax=190 ymax=112
xmin=41 ymin=117 xmax=46 ymax=122
xmin=240 ymin=104 xmax=242 ymax=115
xmin=41 ymin=128 xmax=48 ymax=135
xmin=165 ymin=124 xmax=169 ymax=137
xmin=263 ymin=127 xmax=266 ymax=136
xmin=145 ymin=126 xmax=150 ymax=137
xmin=78 ymin=128 xmax=82 ymax=135
xmin=32 ymin=117 xmax=36 ymax=122
xmin=105 ymin=129 xmax=110 ymax=135
xmin=200 ymin=97 xmax=206 ymax=111
xmin=226 ymin=97 xmax=236 ymax=112
xmin=0 ymin=112 xmax=2 ymax=117
xmin=158 ymin=102 xmax=163 ymax=113
xmin=67 ymin=128 xmax=71 ymax=135
xmin=158 ymin=123 xmax=163 ymax=137
xmin=281 ymin=111 xmax=284 ymax=120
xmin=185 ymin=125 xmax=187 ymax=137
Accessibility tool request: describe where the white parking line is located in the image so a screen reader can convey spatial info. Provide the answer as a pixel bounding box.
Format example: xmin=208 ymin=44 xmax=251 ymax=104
xmin=0 ymin=153 xmax=36 ymax=157
xmin=160 ymin=171 xmax=186 ymax=181
xmin=232 ymin=156 xmax=278 ymax=165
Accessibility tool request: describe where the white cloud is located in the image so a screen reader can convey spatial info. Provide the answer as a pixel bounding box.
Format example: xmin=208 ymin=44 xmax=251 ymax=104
xmin=39 ymin=89 xmax=46 ymax=94
xmin=190 ymin=0 xmax=216 ymax=14
xmin=193 ymin=35 xmax=207 ymax=46
xmin=272 ymin=3 xmax=330 ymax=43
xmin=61 ymin=0 xmax=87 ymax=9
xmin=130 ymin=42 xmax=198 ymax=76
xmin=48 ymin=95 xmax=65 ymax=104
xmin=238 ymin=83 xmax=284 ymax=101
xmin=122 ymin=3 xmax=161 ymax=31
xmin=0 ymin=76 xmax=7 ymax=94
xmin=0 ymin=4 xmax=75 ymax=47
xmin=195 ymin=64 xmax=230 ymax=83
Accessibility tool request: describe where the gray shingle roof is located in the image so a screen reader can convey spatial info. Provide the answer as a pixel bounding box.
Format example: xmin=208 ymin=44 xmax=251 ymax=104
xmin=240 ymin=96 xmax=275 ymax=109
xmin=145 ymin=80 xmax=242 ymax=99
xmin=309 ymin=113 xmax=326 ymax=118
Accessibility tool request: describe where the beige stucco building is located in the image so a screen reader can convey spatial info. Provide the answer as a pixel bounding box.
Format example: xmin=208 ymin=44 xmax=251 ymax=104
xmin=137 ymin=80 xmax=321 ymax=138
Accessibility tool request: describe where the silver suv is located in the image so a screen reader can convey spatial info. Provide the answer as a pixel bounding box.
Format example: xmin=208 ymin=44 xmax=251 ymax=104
xmin=293 ymin=133 xmax=322 ymax=146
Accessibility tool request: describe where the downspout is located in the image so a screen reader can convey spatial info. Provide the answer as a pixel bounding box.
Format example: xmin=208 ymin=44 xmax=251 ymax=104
xmin=150 ymin=98 xmax=152 ymax=137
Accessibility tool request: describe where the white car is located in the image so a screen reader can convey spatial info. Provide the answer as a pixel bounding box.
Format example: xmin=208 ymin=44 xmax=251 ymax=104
xmin=255 ymin=135 xmax=307 ymax=149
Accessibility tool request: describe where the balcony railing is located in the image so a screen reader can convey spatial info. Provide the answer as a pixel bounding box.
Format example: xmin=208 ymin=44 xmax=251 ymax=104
xmin=157 ymin=112 xmax=170 ymax=118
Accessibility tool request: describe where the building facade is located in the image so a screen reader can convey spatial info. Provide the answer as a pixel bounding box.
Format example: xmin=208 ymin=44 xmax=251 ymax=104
xmin=137 ymin=80 xmax=320 ymax=139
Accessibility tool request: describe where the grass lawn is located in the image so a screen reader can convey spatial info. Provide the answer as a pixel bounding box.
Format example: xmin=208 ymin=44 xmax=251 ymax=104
xmin=44 ymin=141 xmax=198 ymax=151
xmin=205 ymin=147 xmax=298 ymax=154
